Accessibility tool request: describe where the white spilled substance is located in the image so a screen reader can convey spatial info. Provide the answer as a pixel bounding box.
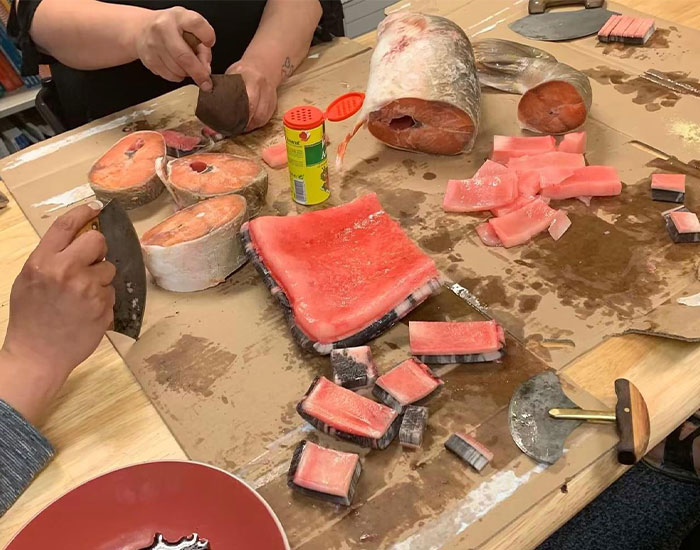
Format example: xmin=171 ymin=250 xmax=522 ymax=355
xmin=678 ymin=292 xmax=700 ymax=307
xmin=30 ymin=183 xmax=95 ymax=212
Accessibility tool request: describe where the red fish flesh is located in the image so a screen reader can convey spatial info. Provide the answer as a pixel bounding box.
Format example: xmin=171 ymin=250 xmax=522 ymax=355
xmin=491 ymin=195 xmax=535 ymax=218
xmin=330 ymin=346 xmax=378 ymax=390
xmin=262 ymin=142 xmax=288 ymax=169
xmin=491 ymin=135 xmax=556 ymax=163
xmin=651 ymin=173 xmax=685 ymax=203
xmin=287 ymin=440 xmax=362 ymax=506
xmin=399 ymin=405 xmax=429 ymax=449
xmin=297 ymin=377 xmax=400 ymax=449
xmin=548 ymin=210 xmax=572 ymax=241
xmin=158 ymin=129 xmax=207 ymax=158
xmin=488 ymin=198 xmax=557 ymax=248
xmin=241 ymin=194 xmax=441 ymax=354
xmin=476 ymin=222 xmax=503 ymax=247
xmin=445 ymin=433 xmax=493 ymax=472
xmin=443 ymin=171 xmax=518 ymax=213
xmin=540 ymin=166 xmax=621 ymax=200
xmin=473 ymin=39 xmax=592 ymax=134
xmin=372 ymin=358 xmax=443 ymax=411
xmin=337 ymin=12 xmax=480 ymax=167
xmin=409 ymin=320 xmax=505 ymax=364
xmin=557 ymin=131 xmax=587 ymax=154
xmin=664 ymin=207 xmax=700 ymax=243
xmin=476 ymin=159 xmax=510 ymax=177
xmin=517 ymin=171 xmax=542 ymax=198
xmin=508 ymin=152 xmax=585 ymax=174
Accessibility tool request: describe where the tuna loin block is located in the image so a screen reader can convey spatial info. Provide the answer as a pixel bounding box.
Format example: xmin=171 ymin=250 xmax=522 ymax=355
xmin=399 ymin=406 xmax=429 ymax=449
xmin=242 ymin=194 xmax=441 ymax=354
xmin=651 ymin=173 xmax=686 ymax=204
xmin=372 ymin=358 xmax=443 ymax=412
xmin=445 ymin=433 xmax=493 ymax=472
xmin=331 ymin=346 xmax=378 ymax=389
xmin=409 ymin=320 xmax=506 ymax=364
xmin=287 ymin=440 xmax=362 ymax=506
xmin=664 ymin=207 xmax=700 ymax=244
xmin=297 ymin=377 xmax=400 ymax=449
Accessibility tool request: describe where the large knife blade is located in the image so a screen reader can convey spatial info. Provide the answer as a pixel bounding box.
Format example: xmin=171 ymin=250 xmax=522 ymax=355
xmin=510 ymin=0 xmax=617 ymax=41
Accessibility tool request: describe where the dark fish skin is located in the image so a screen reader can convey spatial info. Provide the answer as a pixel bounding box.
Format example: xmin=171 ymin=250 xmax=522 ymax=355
xmin=415 ymin=350 xmax=504 ymax=365
xmin=399 ymin=406 xmax=429 ymax=449
xmin=652 ymin=189 xmax=685 ymax=204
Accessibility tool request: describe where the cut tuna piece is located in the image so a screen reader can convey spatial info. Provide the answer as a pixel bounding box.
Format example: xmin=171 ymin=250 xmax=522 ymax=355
xmin=488 ymin=198 xmax=557 ymax=248
xmin=242 ymin=194 xmax=441 ymax=354
xmin=409 ymin=320 xmax=506 ymax=364
xmin=262 ymin=142 xmax=288 ymax=169
xmin=491 ymin=195 xmax=535 ymax=217
xmin=330 ymin=346 xmax=378 ymax=390
xmin=491 ymin=135 xmax=556 ymax=163
xmin=598 ymin=14 xmax=622 ymax=42
xmin=287 ymin=440 xmax=361 ymax=506
xmin=373 ymin=358 xmax=443 ymax=412
xmin=517 ymin=171 xmax=541 ymax=198
xmin=475 ymin=159 xmax=510 ymax=177
xmin=508 ymin=152 xmax=585 ymax=173
xmin=445 ymin=433 xmax=493 ymax=472
xmin=651 ymin=173 xmax=686 ymax=203
xmin=475 ymin=222 xmax=503 ymax=247
xmin=88 ymin=130 xmax=165 ymax=209
xmin=548 ymin=210 xmax=572 ymax=241
xmin=297 ymin=377 xmax=400 ymax=449
xmin=157 ymin=153 xmax=268 ymax=216
xmin=141 ymin=195 xmax=248 ymax=292
xmin=399 ymin=406 xmax=429 ymax=449
xmin=443 ymin=171 xmax=518 ymax=213
xmin=158 ymin=129 xmax=208 ymax=158
xmin=557 ymin=131 xmax=587 ymax=154
xmin=664 ymin=207 xmax=700 ymax=244
xmin=540 ymin=166 xmax=622 ymax=200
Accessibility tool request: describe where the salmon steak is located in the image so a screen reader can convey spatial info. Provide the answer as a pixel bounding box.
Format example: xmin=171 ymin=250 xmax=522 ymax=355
xmin=409 ymin=320 xmax=506 ymax=364
xmin=287 ymin=440 xmax=362 ymax=506
xmin=141 ymin=195 xmax=248 ymax=292
xmin=297 ymin=376 xmax=401 ymax=449
xmin=241 ymin=193 xmax=441 ymax=354
xmin=157 ymin=153 xmax=268 ymax=215
xmin=473 ymin=39 xmax=592 ymax=134
xmin=88 ymin=130 xmax=166 ymax=209
xmin=337 ymin=12 xmax=480 ymax=167
xmin=372 ymin=358 xmax=443 ymax=412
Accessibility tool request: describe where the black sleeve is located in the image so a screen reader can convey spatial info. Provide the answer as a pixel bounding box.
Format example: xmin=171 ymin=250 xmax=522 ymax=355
xmin=8 ymin=0 xmax=55 ymax=76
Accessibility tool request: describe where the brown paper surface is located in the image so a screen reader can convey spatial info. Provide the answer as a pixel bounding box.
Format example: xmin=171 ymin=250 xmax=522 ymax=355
xmin=1 ymin=6 xmax=699 ymax=548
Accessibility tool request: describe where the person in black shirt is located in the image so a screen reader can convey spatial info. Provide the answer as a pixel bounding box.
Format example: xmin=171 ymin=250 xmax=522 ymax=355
xmin=11 ymin=0 xmax=322 ymax=129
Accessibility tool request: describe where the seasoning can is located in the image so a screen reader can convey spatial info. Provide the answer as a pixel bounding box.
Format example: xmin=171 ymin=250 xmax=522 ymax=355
xmin=283 ymin=106 xmax=330 ymax=205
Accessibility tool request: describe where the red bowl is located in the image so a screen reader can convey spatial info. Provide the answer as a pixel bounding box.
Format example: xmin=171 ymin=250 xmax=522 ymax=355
xmin=7 ymin=461 xmax=289 ymax=550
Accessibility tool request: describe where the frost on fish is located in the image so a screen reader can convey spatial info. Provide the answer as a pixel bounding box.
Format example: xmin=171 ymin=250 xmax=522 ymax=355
xmin=337 ymin=12 xmax=480 ymax=168
xmin=473 ymin=39 xmax=592 ymax=134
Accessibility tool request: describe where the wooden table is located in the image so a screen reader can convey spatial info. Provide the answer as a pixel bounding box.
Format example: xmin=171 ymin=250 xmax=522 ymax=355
xmin=1 ymin=1 xmax=699 ymax=547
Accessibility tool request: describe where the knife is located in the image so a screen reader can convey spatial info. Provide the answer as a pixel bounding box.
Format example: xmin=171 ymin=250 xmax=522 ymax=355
xmin=510 ymin=0 xmax=617 ymax=42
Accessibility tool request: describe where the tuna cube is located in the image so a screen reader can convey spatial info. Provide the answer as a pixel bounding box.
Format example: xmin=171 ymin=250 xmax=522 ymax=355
xmin=330 ymin=346 xmax=378 ymax=390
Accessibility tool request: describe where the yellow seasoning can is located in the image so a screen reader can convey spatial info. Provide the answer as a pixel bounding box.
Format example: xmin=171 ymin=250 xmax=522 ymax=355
xmin=283 ymin=105 xmax=329 ymax=205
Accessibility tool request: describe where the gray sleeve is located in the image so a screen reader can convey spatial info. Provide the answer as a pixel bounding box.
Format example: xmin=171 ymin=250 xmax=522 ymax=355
xmin=0 ymin=399 xmax=55 ymax=517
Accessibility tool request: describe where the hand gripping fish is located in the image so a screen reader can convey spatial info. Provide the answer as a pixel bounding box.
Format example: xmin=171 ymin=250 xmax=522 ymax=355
xmin=336 ymin=12 xmax=481 ymax=168
xmin=472 ymin=39 xmax=592 ymax=135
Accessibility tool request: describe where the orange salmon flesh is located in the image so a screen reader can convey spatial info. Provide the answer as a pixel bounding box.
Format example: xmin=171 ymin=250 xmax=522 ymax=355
xmin=518 ymin=81 xmax=587 ymax=135
xmin=89 ymin=131 xmax=165 ymax=190
xmin=168 ymin=153 xmax=262 ymax=194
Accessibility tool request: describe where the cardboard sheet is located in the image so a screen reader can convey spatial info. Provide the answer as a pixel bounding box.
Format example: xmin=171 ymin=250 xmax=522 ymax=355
xmin=1 ymin=4 xmax=699 ymax=547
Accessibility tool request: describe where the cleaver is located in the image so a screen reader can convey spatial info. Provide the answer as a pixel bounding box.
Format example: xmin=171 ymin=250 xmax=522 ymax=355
xmin=79 ymin=200 xmax=146 ymax=339
xmin=510 ymin=0 xmax=617 ymax=41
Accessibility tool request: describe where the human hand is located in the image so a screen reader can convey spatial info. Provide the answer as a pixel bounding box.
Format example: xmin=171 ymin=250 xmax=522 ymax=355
xmin=134 ymin=7 xmax=215 ymax=91
xmin=226 ymin=60 xmax=278 ymax=131
xmin=0 ymin=202 xmax=116 ymax=423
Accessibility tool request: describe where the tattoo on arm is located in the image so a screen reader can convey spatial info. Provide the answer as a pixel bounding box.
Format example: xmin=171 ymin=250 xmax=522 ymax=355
xmin=281 ymin=56 xmax=294 ymax=79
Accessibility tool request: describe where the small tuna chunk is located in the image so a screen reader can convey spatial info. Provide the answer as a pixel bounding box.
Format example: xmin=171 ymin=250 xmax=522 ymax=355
xmin=262 ymin=142 xmax=288 ymax=169
xmin=399 ymin=406 xmax=429 ymax=449
xmin=665 ymin=208 xmax=700 ymax=243
xmin=476 ymin=222 xmax=503 ymax=247
xmin=548 ymin=210 xmax=572 ymax=241
xmin=445 ymin=433 xmax=494 ymax=472
xmin=331 ymin=346 xmax=378 ymax=389
xmin=410 ymin=320 xmax=505 ymax=360
xmin=508 ymin=151 xmax=585 ymax=173
xmin=491 ymin=135 xmax=556 ymax=163
xmin=373 ymin=358 xmax=443 ymax=412
xmin=443 ymin=170 xmax=518 ymax=213
xmin=651 ymin=173 xmax=686 ymax=203
xmin=557 ymin=132 xmax=587 ymax=154
xmin=488 ymin=198 xmax=558 ymax=248
xmin=476 ymin=159 xmax=510 ymax=177
xmin=491 ymin=196 xmax=535 ymax=218
xmin=517 ymin=171 xmax=541 ymax=198
xmin=540 ymin=166 xmax=622 ymax=200
xmin=287 ymin=440 xmax=362 ymax=506
xmin=670 ymin=211 xmax=700 ymax=234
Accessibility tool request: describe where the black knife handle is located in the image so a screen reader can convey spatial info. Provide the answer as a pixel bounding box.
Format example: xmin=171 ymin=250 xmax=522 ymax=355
xmin=529 ymin=0 xmax=604 ymax=14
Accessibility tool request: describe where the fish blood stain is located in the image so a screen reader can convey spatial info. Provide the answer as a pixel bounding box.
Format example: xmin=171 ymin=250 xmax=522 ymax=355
xmin=190 ymin=160 xmax=208 ymax=173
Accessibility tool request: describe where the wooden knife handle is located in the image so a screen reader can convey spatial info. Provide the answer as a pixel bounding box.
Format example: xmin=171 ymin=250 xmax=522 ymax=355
xmin=529 ymin=0 xmax=604 ymax=14
xmin=77 ymin=216 xmax=100 ymax=238
xmin=183 ymin=31 xmax=201 ymax=52
xmin=614 ymin=378 xmax=650 ymax=465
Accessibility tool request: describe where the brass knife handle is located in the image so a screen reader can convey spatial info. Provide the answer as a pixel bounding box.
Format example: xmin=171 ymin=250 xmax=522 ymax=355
xmin=549 ymin=408 xmax=616 ymax=423
xmin=529 ymin=0 xmax=604 ymax=14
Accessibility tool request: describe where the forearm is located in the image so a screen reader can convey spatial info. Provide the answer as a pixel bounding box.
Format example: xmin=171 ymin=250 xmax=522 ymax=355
xmin=239 ymin=0 xmax=322 ymax=87
xmin=29 ymin=0 xmax=152 ymax=69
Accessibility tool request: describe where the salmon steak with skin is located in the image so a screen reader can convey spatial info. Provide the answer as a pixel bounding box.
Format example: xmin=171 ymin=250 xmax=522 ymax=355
xmin=287 ymin=440 xmax=362 ymax=506
xmin=410 ymin=320 xmax=506 ymax=364
xmin=141 ymin=195 xmax=248 ymax=292
xmin=372 ymin=358 xmax=443 ymax=412
xmin=473 ymin=39 xmax=592 ymax=134
xmin=241 ymin=193 xmax=441 ymax=354
xmin=156 ymin=152 xmax=268 ymax=215
xmin=297 ymin=377 xmax=401 ymax=449
xmin=337 ymin=12 xmax=480 ymax=167
xmin=88 ymin=130 xmax=165 ymax=209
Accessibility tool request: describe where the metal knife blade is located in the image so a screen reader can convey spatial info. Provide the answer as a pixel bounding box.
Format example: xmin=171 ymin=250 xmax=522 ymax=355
xmin=510 ymin=7 xmax=617 ymax=41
